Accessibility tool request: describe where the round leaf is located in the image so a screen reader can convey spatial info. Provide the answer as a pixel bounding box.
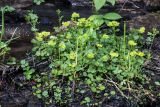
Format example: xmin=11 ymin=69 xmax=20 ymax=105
xmin=104 ymin=12 xmax=122 ymax=20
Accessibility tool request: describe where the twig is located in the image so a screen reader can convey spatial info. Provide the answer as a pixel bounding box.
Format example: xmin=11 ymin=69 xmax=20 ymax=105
xmin=6 ymin=27 xmax=20 ymax=44
xmin=107 ymin=79 xmax=128 ymax=99
xmin=120 ymin=0 xmax=140 ymax=11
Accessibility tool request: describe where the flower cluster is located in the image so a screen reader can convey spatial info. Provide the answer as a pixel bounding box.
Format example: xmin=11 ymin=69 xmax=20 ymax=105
xmin=139 ymin=27 xmax=145 ymax=34
xmin=130 ymin=51 xmax=145 ymax=57
xmin=87 ymin=52 xmax=95 ymax=59
xmin=77 ymin=18 xmax=87 ymax=27
xmin=69 ymin=51 xmax=76 ymax=60
xmin=71 ymin=12 xmax=80 ymax=20
xmin=128 ymin=40 xmax=137 ymax=46
xmin=59 ymin=42 xmax=66 ymax=50
xmin=47 ymin=39 xmax=56 ymax=47
xmin=107 ymin=21 xmax=120 ymax=27
xmin=35 ymin=31 xmax=50 ymax=41
xmin=62 ymin=21 xmax=70 ymax=27
xmin=110 ymin=51 xmax=119 ymax=58
xmin=102 ymin=34 xmax=110 ymax=40
xmin=96 ymin=43 xmax=103 ymax=48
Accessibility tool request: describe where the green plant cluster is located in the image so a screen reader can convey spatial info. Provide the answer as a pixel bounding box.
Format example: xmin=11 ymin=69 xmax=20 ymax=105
xmin=33 ymin=0 xmax=45 ymax=5
xmin=20 ymin=12 xmax=158 ymax=105
xmin=25 ymin=10 xmax=39 ymax=32
xmin=93 ymin=0 xmax=116 ymax=11
xmin=0 ymin=6 xmax=16 ymax=61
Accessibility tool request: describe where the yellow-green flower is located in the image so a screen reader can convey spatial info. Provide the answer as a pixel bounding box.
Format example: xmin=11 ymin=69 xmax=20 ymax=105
xmin=128 ymin=40 xmax=137 ymax=46
xmin=102 ymin=34 xmax=109 ymax=39
xmin=37 ymin=32 xmax=43 ymax=37
xmin=59 ymin=42 xmax=66 ymax=50
xmin=71 ymin=12 xmax=80 ymax=20
xmin=77 ymin=18 xmax=86 ymax=26
xmin=137 ymin=51 xmax=145 ymax=57
xmin=139 ymin=27 xmax=145 ymax=34
xmin=130 ymin=51 xmax=137 ymax=56
xmin=36 ymin=35 xmax=43 ymax=41
xmin=101 ymin=55 xmax=109 ymax=62
xmin=107 ymin=21 xmax=120 ymax=27
xmin=66 ymin=33 xmax=72 ymax=39
xmin=96 ymin=43 xmax=103 ymax=48
xmin=62 ymin=21 xmax=70 ymax=27
xmin=87 ymin=53 xmax=95 ymax=59
xmin=47 ymin=40 xmax=56 ymax=46
xmin=69 ymin=63 xmax=77 ymax=68
xmin=69 ymin=51 xmax=76 ymax=60
xmin=41 ymin=31 xmax=50 ymax=37
xmin=110 ymin=51 xmax=119 ymax=58
xmin=78 ymin=18 xmax=86 ymax=23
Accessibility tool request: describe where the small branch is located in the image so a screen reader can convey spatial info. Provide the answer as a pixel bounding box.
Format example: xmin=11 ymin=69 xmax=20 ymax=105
xmin=107 ymin=79 xmax=128 ymax=99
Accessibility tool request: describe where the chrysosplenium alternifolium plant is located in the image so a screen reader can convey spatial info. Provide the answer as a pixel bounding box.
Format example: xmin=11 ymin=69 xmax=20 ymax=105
xmin=23 ymin=12 xmax=157 ymax=105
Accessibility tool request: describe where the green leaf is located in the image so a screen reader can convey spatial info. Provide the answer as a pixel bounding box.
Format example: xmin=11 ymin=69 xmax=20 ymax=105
xmin=20 ymin=60 xmax=26 ymax=65
xmin=91 ymin=87 xmax=97 ymax=92
xmin=33 ymin=0 xmax=45 ymax=5
xmin=110 ymin=91 xmax=116 ymax=95
xmin=104 ymin=12 xmax=122 ymax=20
xmin=42 ymin=91 xmax=49 ymax=97
xmin=93 ymin=19 xmax=104 ymax=27
xmin=25 ymin=73 xmax=31 ymax=80
xmin=99 ymin=84 xmax=105 ymax=91
xmin=155 ymin=81 xmax=160 ymax=86
xmin=106 ymin=0 xmax=116 ymax=6
xmin=84 ymin=97 xmax=91 ymax=103
xmin=93 ymin=0 xmax=106 ymax=11
xmin=2 ymin=6 xmax=15 ymax=12
xmin=89 ymin=15 xmax=103 ymax=20
xmin=86 ymin=79 xmax=92 ymax=85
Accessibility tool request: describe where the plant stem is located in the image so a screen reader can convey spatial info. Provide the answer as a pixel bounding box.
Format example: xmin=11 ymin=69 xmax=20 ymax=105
xmin=76 ymin=38 xmax=79 ymax=65
xmin=59 ymin=48 xmax=60 ymax=60
xmin=113 ymin=27 xmax=119 ymax=50
xmin=123 ymin=22 xmax=126 ymax=55
xmin=1 ymin=8 xmax=5 ymax=40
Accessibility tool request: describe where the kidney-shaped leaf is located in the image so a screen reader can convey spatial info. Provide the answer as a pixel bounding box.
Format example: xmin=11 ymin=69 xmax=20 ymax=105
xmin=104 ymin=12 xmax=122 ymax=20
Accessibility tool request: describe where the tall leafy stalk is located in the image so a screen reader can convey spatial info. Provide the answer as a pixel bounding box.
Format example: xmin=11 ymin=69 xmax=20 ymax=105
xmin=1 ymin=8 xmax=5 ymax=40
xmin=0 ymin=6 xmax=15 ymax=40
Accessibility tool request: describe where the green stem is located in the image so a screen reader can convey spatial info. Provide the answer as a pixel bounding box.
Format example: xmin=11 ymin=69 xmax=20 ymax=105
xmin=123 ymin=22 xmax=126 ymax=55
xmin=76 ymin=38 xmax=79 ymax=65
xmin=114 ymin=27 xmax=119 ymax=50
xmin=1 ymin=8 xmax=5 ymax=40
xmin=128 ymin=52 xmax=131 ymax=70
xmin=59 ymin=48 xmax=60 ymax=60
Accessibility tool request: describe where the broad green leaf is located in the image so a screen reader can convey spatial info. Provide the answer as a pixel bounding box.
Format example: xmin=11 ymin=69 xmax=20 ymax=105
xmin=104 ymin=12 xmax=122 ymax=20
xmin=93 ymin=19 xmax=104 ymax=27
xmin=93 ymin=0 xmax=106 ymax=11
xmin=89 ymin=15 xmax=104 ymax=20
xmin=106 ymin=0 xmax=116 ymax=6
